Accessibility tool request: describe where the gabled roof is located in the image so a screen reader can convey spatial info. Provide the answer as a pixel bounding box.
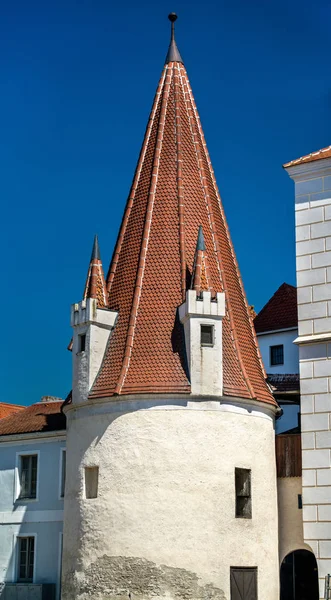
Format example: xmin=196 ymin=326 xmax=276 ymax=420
xmin=0 ymin=401 xmax=65 ymax=437
xmin=283 ymin=145 xmax=331 ymax=168
xmin=254 ymin=283 xmax=297 ymax=334
xmin=0 ymin=403 xmax=24 ymax=419
xmin=89 ymin=16 xmax=275 ymax=406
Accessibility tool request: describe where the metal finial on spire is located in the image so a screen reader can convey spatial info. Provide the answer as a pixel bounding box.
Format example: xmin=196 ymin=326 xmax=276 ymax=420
xmin=165 ymin=12 xmax=183 ymax=64
xmin=90 ymin=234 xmax=101 ymax=261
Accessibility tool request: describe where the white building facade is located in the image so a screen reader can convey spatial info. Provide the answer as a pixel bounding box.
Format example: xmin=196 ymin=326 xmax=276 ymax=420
xmin=0 ymin=400 xmax=66 ymax=600
xmin=285 ymin=149 xmax=331 ymax=600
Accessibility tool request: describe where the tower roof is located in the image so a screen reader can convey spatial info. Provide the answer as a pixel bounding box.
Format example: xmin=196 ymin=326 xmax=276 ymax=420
xmin=83 ymin=235 xmax=108 ymax=308
xmin=90 ymin=17 xmax=275 ymax=406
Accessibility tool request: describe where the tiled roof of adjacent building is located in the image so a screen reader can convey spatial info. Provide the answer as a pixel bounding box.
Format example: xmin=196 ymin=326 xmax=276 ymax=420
xmin=88 ymin=16 xmax=275 ymax=406
xmin=0 ymin=400 xmax=65 ymax=437
xmin=254 ymin=283 xmax=297 ymax=334
xmin=267 ymin=374 xmax=300 ymax=394
xmin=283 ymin=145 xmax=331 ymax=168
xmin=0 ymin=403 xmax=24 ymax=419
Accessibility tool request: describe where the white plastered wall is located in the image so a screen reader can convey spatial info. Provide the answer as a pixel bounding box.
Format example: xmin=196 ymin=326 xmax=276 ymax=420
xmin=62 ymin=397 xmax=279 ymax=600
xmin=287 ymin=157 xmax=331 ymax=599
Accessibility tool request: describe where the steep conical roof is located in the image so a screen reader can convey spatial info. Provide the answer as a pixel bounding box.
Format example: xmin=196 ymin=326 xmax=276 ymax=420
xmin=90 ymin=17 xmax=275 ymax=406
xmin=83 ymin=235 xmax=108 ymax=308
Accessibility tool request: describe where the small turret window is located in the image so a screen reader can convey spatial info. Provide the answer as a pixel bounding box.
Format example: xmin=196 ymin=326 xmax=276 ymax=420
xmin=235 ymin=468 xmax=252 ymax=519
xmin=200 ymin=324 xmax=214 ymax=347
xmin=79 ymin=334 xmax=86 ymax=353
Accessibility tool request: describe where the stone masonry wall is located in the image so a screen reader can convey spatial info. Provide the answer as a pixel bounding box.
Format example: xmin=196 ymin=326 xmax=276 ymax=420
xmin=293 ymin=164 xmax=331 ymax=599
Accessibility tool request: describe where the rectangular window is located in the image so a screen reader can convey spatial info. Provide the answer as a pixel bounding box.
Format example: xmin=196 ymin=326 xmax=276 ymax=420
xmin=19 ymin=455 xmax=38 ymax=499
xmin=235 ymin=468 xmax=252 ymax=519
xmin=85 ymin=466 xmax=99 ymax=499
xmin=60 ymin=450 xmax=66 ymax=498
xmin=17 ymin=536 xmax=35 ymax=582
xmin=270 ymin=344 xmax=284 ymax=366
xmin=79 ymin=334 xmax=86 ymax=353
xmin=200 ymin=324 xmax=214 ymax=347
xmin=298 ymin=494 xmax=302 ymax=509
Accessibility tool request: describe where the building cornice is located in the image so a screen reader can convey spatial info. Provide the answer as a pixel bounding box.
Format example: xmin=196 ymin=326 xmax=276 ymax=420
xmin=0 ymin=430 xmax=66 ymax=445
xmin=64 ymin=393 xmax=279 ymax=420
xmin=294 ymin=332 xmax=331 ymax=345
xmin=256 ymin=327 xmax=298 ymax=337
xmin=285 ymin=158 xmax=331 ymax=182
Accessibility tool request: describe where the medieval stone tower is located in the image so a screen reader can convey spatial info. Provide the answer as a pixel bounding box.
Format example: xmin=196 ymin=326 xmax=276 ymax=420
xmin=62 ymin=15 xmax=280 ymax=600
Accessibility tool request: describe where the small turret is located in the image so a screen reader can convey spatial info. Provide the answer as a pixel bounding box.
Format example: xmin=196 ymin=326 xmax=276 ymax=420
xmin=71 ymin=236 xmax=117 ymax=404
xmin=179 ymin=227 xmax=225 ymax=396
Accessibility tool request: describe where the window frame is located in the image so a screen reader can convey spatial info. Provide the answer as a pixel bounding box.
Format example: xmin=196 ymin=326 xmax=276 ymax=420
xmin=235 ymin=467 xmax=252 ymax=519
xmin=15 ymin=534 xmax=37 ymax=583
xmin=200 ymin=324 xmax=214 ymax=347
xmin=59 ymin=448 xmax=66 ymax=500
xmin=270 ymin=344 xmax=284 ymax=366
xmin=15 ymin=451 xmax=40 ymax=503
xmin=84 ymin=466 xmax=99 ymax=499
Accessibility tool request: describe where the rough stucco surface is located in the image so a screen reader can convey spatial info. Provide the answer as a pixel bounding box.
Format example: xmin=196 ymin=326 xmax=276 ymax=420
xmin=63 ymin=555 xmax=226 ymax=600
xmin=62 ymin=399 xmax=279 ymax=600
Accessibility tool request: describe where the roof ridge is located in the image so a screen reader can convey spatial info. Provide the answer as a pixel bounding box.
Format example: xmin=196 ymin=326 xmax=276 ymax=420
xmin=113 ymin=64 xmax=172 ymax=395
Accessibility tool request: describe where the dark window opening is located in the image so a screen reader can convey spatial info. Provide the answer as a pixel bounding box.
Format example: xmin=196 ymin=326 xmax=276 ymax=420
xmin=235 ymin=468 xmax=252 ymax=519
xmin=270 ymin=344 xmax=284 ymax=366
xmin=19 ymin=455 xmax=37 ymax=499
xmin=298 ymin=494 xmax=302 ymax=509
xmin=18 ymin=537 xmax=35 ymax=582
xmin=200 ymin=324 xmax=214 ymax=347
xmin=79 ymin=334 xmax=86 ymax=353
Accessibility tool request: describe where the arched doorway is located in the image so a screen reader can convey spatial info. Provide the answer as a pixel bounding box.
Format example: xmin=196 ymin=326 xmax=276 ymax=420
xmin=280 ymin=549 xmax=319 ymax=600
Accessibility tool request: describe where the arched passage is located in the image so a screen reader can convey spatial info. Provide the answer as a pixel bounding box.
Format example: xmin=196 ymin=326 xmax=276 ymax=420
xmin=280 ymin=549 xmax=319 ymax=600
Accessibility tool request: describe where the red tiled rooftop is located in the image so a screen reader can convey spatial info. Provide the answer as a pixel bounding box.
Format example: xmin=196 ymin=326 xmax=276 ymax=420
xmin=0 ymin=401 xmax=65 ymax=437
xmin=88 ymin=42 xmax=275 ymax=406
xmin=0 ymin=403 xmax=24 ymax=419
xmin=254 ymin=283 xmax=297 ymax=334
xmin=284 ymin=145 xmax=331 ymax=168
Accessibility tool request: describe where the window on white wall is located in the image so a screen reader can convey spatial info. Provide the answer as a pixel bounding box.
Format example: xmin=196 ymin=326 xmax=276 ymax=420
xmin=85 ymin=466 xmax=99 ymax=499
xmin=19 ymin=455 xmax=38 ymax=499
xmin=235 ymin=468 xmax=252 ymax=518
xmin=60 ymin=450 xmax=66 ymax=498
xmin=17 ymin=536 xmax=35 ymax=582
xmin=270 ymin=344 xmax=284 ymax=366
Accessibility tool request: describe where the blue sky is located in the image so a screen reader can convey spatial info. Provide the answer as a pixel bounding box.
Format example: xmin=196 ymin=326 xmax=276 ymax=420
xmin=1 ymin=0 xmax=331 ymax=405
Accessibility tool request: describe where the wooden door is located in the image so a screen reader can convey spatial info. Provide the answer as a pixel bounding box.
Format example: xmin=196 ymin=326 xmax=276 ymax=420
xmin=230 ymin=567 xmax=257 ymax=600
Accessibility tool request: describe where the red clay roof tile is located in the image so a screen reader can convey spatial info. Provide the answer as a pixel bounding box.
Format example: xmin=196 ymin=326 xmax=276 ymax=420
xmin=89 ymin=54 xmax=275 ymax=406
xmin=284 ymin=145 xmax=331 ymax=168
xmin=0 ymin=402 xmax=65 ymax=436
xmin=0 ymin=403 xmax=24 ymax=419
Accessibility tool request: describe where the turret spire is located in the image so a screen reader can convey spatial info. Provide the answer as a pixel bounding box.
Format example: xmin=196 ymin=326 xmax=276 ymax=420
xmin=83 ymin=235 xmax=108 ymax=308
xmin=191 ymin=226 xmax=212 ymax=294
xmin=90 ymin=234 xmax=100 ymax=261
xmin=165 ymin=13 xmax=183 ymax=64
